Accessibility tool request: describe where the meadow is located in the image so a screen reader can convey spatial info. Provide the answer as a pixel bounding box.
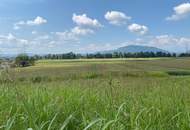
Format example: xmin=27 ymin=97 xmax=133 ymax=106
xmin=1 ymin=58 xmax=190 ymax=130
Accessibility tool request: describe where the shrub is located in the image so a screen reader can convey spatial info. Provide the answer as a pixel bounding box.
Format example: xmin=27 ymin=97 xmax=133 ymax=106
xmin=15 ymin=54 xmax=35 ymax=67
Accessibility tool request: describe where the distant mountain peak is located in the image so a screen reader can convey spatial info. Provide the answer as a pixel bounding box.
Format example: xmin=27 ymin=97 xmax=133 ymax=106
xmin=101 ymin=45 xmax=168 ymax=54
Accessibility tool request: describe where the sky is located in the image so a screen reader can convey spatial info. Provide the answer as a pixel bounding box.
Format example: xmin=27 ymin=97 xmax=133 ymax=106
xmin=0 ymin=0 xmax=190 ymax=54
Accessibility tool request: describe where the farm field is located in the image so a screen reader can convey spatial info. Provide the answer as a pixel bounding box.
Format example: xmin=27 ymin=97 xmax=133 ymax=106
xmin=1 ymin=58 xmax=190 ymax=130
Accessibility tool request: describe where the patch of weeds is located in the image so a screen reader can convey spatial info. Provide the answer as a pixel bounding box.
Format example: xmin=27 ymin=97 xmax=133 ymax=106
xmin=31 ymin=76 xmax=43 ymax=83
xmin=18 ymin=77 xmax=27 ymax=82
xmin=166 ymin=71 xmax=190 ymax=76
xmin=84 ymin=72 xmax=101 ymax=79
xmin=31 ymin=76 xmax=52 ymax=83
xmin=121 ymin=71 xmax=144 ymax=77
xmin=147 ymin=71 xmax=168 ymax=77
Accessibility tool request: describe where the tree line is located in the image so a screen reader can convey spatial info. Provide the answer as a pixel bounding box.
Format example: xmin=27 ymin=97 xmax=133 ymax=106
xmin=30 ymin=51 xmax=190 ymax=60
xmin=12 ymin=52 xmax=190 ymax=67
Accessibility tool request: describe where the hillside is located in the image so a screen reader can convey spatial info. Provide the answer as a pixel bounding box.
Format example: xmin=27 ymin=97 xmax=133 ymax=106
xmin=101 ymin=45 xmax=168 ymax=53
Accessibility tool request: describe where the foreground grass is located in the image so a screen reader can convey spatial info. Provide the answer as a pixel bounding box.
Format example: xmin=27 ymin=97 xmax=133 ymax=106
xmin=0 ymin=58 xmax=190 ymax=130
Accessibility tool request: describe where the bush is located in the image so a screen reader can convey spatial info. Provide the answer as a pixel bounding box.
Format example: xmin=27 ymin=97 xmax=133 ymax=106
xmin=15 ymin=54 xmax=35 ymax=67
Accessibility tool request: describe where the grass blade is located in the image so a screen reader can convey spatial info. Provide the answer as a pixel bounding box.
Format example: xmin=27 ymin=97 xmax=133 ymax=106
xmin=60 ymin=114 xmax=73 ymax=130
xmin=5 ymin=117 xmax=15 ymax=130
xmin=48 ymin=113 xmax=58 ymax=130
xmin=115 ymin=103 xmax=126 ymax=120
xmin=83 ymin=118 xmax=103 ymax=130
xmin=102 ymin=120 xmax=116 ymax=130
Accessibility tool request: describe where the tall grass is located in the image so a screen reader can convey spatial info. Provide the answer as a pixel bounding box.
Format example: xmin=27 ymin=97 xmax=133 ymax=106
xmin=0 ymin=58 xmax=190 ymax=129
xmin=0 ymin=76 xmax=190 ymax=130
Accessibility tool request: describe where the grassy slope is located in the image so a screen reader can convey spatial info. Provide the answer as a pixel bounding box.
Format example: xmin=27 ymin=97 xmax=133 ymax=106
xmin=0 ymin=58 xmax=190 ymax=130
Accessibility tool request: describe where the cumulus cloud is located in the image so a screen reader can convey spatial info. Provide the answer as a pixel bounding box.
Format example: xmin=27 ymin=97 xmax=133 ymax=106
xmin=0 ymin=32 xmax=73 ymax=54
xmin=68 ymin=13 xmax=102 ymax=40
xmin=34 ymin=35 xmax=50 ymax=40
xmin=128 ymin=23 xmax=148 ymax=35
xmin=0 ymin=33 xmax=22 ymax=43
xmin=151 ymin=35 xmax=190 ymax=52
xmin=0 ymin=33 xmax=15 ymax=41
xmin=14 ymin=16 xmax=47 ymax=29
xmin=0 ymin=32 xmax=84 ymax=54
xmin=124 ymin=35 xmax=190 ymax=52
xmin=166 ymin=3 xmax=190 ymax=21
xmin=105 ymin=11 xmax=131 ymax=25
xmin=0 ymin=33 xmax=58 ymax=54
xmin=1 ymin=32 xmax=190 ymax=54
xmin=0 ymin=33 xmax=29 ymax=53
xmin=77 ymin=43 xmax=116 ymax=53
xmin=150 ymin=35 xmax=190 ymax=47
xmin=71 ymin=26 xmax=94 ymax=35
xmin=55 ymin=31 xmax=79 ymax=41
xmin=14 ymin=21 xmax=25 ymax=30
xmin=152 ymin=35 xmax=178 ymax=45
xmin=54 ymin=34 xmax=190 ymax=53
xmin=27 ymin=16 xmax=47 ymax=25
xmin=55 ymin=26 xmax=94 ymax=42
xmin=72 ymin=13 xmax=102 ymax=28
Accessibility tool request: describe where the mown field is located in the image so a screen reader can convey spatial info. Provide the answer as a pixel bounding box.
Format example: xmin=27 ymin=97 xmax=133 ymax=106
xmin=1 ymin=58 xmax=190 ymax=130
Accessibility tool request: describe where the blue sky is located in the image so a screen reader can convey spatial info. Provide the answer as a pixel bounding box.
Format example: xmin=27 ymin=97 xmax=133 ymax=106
xmin=0 ymin=0 xmax=190 ymax=54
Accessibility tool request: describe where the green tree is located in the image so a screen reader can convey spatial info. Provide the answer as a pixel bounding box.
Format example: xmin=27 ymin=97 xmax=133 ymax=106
xmin=15 ymin=54 xmax=35 ymax=67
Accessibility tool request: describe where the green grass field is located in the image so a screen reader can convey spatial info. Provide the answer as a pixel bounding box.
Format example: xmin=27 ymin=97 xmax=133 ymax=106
xmin=1 ymin=58 xmax=190 ymax=130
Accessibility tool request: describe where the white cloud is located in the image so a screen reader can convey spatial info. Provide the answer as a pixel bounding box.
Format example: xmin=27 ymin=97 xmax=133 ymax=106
xmin=55 ymin=31 xmax=78 ymax=41
xmin=71 ymin=26 xmax=94 ymax=35
xmin=152 ymin=35 xmax=178 ymax=45
xmin=150 ymin=35 xmax=190 ymax=46
xmin=0 ymin=33 xmax=58 ymax=54
xmin=150 ymin=35 xmax=190 ymax=52
xmin=0 ymin=33 xmax=16 ymax=41
xmin=1 ymin=32 xmax=190 ymax=54
xmin=77 ymin=43 xmax=115 ymax=53
xmin=57 ymin=13 xmax=102 ymax=42
xmin=72 ymin=13 xmax=102 ymax=28
xmin=125 ymin=35 xmax=190 ymax=52
xmin=0 ymin=33 xmax=29 ymax=52
xmin=34 ymin=35 xmax=50 ymax=40
xmin=166 ymin=3 xmax=190 ymax=21
xmin=179 ymin=37 xmax=190 ymax=43
xmin=47 ymin=41 xmax=56 ymax=48
xmin=32 ymin=31 xmax=37 ymax=34
xmin=102 ymin=35 xmax=190 ymax=53
xmin=14 ymin=21 xmax=25 ymax=30
xmin=105 ymin=11 xmax=131 ymax=25
xmin=55 ymin=26 xmax=95 ymax=42
xmin=128 ymin=23 xmax=148 ymax=35
xmin=27 ymin=16 xmax=47 ymax=25
xmin=0 ymin=32 xmax=81 ymax=54
xmin=14 ymin=16 xmax=47 ymax=29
